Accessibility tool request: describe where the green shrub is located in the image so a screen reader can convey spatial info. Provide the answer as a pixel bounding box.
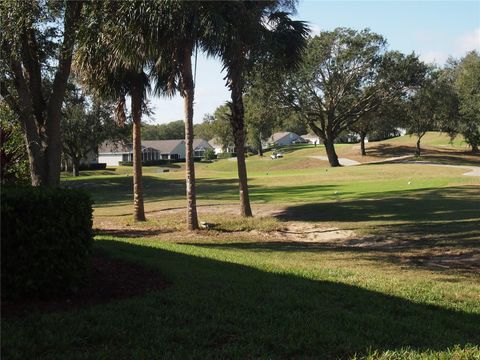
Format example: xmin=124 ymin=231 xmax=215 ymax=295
xmin=203 ymin=148 xmax=216 ymax=160
xmin=1 ymin=186 xmax=94 ymax=299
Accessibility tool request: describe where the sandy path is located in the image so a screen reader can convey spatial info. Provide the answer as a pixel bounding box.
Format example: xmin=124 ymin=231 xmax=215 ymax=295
xmin=307 ymin=155 xmax=413 ymax=166
xmin=307 ymin=155 xmax=480 ymax=176
xmin=307 ymin=155 xmax=361 ymax=166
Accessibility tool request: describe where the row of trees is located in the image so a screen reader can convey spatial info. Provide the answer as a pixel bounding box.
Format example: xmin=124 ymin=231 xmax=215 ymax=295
xmin=143 ymin=121 xmax=185 ymax=140
xmin=1 ymin=0 xmax=307 ymax=229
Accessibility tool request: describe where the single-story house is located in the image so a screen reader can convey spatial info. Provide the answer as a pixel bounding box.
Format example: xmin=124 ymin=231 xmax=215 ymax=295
xmin=301 ymin=134 xmax=322 ymax=145
xmin=266 ymin=132 xmax=307 ymax=147
xmin=98 ymin=139 xmax=213 ymax=166
xmin=208 ymin=137 xmax=235 ymax=155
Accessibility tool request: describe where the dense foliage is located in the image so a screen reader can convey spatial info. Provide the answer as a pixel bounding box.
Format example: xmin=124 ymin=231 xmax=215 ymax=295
xmin=62 ymin=84 xmax=129 ymax=176
xmin=142 ymin=120 xmax=185 ymax=140
xmin=0 ymin=103 xmax=29 ymax=184
xmin=447 ymin=51 xmax=480 ymax=152
xmin=1 ymin=187 xmax=93 ymax=299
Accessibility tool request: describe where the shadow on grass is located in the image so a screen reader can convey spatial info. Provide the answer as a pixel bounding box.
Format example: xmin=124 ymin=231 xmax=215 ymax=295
xmin=191 ymin=186 xmax=479 ymax=274
xmin=275 ymin=186 xmax=479 ymax=224
xmin=4 ymin=239 xmax=477 ymax=358
xmin=365 ymin=143 xmax=477 ymax=161
xmin=402 ymin=154 xmax=480 ymax=167
xmin=95 ymin=228 xmax=175 ymax=238
xmin=64 ymin=176 xmax=242 ymax=207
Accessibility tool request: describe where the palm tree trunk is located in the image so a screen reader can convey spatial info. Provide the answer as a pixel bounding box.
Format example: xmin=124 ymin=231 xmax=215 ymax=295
xmin=230 ymin=75 xmax=253 ymax=217
xmin=180 ymin=45 xmax=199 ymax=230
xmin=131 ymin=81 xmax=146 ymax=222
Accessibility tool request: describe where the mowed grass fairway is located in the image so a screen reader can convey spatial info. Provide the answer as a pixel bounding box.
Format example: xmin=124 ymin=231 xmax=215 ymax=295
xmin=4 ymin=133 xmax=480 ymax=359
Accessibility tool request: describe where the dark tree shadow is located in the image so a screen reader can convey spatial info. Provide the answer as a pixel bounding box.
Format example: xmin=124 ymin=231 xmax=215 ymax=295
xmin=265 ymin=186 xmax=479 ymax=273
xmin=5 ymin=239 xmax=476 ymax=359
xmin=95 ymin=228 xmax=175 ymax=238
xmin=63 ymin=176 xmax=243 ymax=207
xmin=275 ymin=186 xmax=479 ymax=224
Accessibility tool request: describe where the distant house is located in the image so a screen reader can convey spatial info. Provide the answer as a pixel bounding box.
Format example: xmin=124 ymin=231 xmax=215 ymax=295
xmin=98 ymin=139 xmax=213 ymax=166
xmin=301 ymin=134 xmax=322 ymax=145
xmin=266 ymin=132 xmax=307 ymax=147
xmin=208 ymin=137 xmax=235 ymax=155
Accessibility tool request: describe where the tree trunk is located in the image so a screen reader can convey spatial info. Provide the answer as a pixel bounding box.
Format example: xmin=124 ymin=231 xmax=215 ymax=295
xmin=22 ymin=126 xmax=48 ymax=186
xmin=72 ymin=157 xmax=80 ymax=177
xmin=45 ymin=1 xmax=82 ymax=187
xmin=258 ymin=134 xmax=263 ymax=156
xmin=360 ymin=133 xmax=367 ymax=156
xmin=324 ymin=137 xmax=340 ymax=167
xmin=9 ymin=1 xmax=82 ymax=187
xmin=180 ymin=45 xmax=199 ymax=230
xmin=230 ymin=75 xmax=253 ymax=217
xmin=471 ymin=144 xmax=479 ymax=153
xmin=131 ymin=81 xmax=146 ymax=222
xmin=415 ymin=137 xmax=422 ymax=157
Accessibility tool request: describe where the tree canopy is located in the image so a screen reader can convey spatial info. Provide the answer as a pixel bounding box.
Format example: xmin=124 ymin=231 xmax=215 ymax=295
xmin=142 ymin=120 xmax=185 ymax=140
xmin=281 ymin=28 xmax=426 ymax=166
xmin=1 ymin=0 xmax=83 ymax=186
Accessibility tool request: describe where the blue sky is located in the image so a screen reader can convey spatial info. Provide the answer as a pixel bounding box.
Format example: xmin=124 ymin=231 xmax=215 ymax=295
xmin=146 ymin=0 xmax=480 ymax=124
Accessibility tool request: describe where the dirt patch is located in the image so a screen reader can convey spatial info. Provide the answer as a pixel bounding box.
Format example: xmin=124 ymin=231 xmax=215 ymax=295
xmin=2 ymin=251 xmax=168 ymax=318
xmin=273 ymin=222 xmax=355 ymax=242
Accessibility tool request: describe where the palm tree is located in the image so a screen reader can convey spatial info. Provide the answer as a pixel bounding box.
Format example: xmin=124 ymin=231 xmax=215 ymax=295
xmin=74 ymin=2 xmax=152 ymax=222
xmin=128 ymin=1 xmax=228 ymax=230
xmin=214 ymin=2 xmax=308 ymax=217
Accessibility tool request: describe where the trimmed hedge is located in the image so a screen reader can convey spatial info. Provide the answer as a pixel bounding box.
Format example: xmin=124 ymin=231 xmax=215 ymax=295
xmin=119 ymin=159 xmax=173 ymax=166
xmin=78 ymin=163 xmax=107 ymax=171
xmin=1 ymin=186 xmax=94 ymax=299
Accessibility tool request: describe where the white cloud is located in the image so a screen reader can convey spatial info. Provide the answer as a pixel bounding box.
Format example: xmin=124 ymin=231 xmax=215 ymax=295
xmin=456 ymin=27 xmax=480 ymax=54
xmin=419 ymin=27 xmax=479 ymax=65
xmin=419 ymin=50 xmax=448 ymax=65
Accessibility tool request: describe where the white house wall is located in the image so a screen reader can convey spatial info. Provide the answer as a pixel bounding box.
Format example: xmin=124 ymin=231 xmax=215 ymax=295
xmin=98 ymin=153 xmax=123 ymax=166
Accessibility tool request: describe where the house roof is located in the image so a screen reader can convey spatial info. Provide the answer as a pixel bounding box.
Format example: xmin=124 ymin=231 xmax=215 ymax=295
xmin=301 ymin=134 xmax=319 ymax=139
xmin=99 ymin=139 xmax=212 ymax=154
xmin=208 ymin=137 xmax=234 ymax=148
xmin=142 ymin=140 xmax=184 ymax=154
xmin=193 ymin=139 xmax=213 ymax=150
xmin=269 ymin=132 xmax=299 ymax=143
xmin=98 ymin=141 xmax=132 ymax=153
xmin=208 ymin=138 xmax=221 ymax=148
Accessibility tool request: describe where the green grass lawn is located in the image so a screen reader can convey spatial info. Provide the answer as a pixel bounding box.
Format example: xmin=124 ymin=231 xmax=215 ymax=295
xmin=3 ymin=132 xmax=480 ymax=359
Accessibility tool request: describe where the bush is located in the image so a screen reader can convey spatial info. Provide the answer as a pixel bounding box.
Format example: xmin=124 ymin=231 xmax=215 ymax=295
xmin=203 ymin=148 xmax=216 ymax=160
xmin=1 ymin=186 xmax=94 ymax=299
xmin=79 ymin=163 xmax=107 ymax=171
